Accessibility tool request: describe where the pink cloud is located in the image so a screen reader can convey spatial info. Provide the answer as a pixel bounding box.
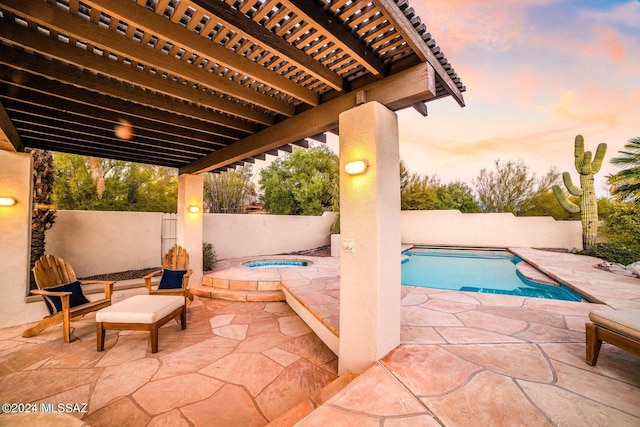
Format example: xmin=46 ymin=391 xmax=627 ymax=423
xmin=410 ymin=0 xmax=534 ymax=57
xmin=574 ymin=26 xmax=628 ymax=62
xmin=543 ymin=85 xmax=638 ymax=131
xmin=606 ymin=36 xmax=626 ymax=61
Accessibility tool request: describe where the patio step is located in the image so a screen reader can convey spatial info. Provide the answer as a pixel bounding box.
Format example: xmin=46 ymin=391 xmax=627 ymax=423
xmin=266 ymin=371 xmax=359 ymax=427
xmin=190 ymin=285 xmax=285 ymax=302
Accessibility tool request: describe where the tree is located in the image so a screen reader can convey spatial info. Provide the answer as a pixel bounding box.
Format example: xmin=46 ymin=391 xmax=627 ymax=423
xmin=26 ymin=149 xmax=56 ymax=290
xmin=52 ymin=153 xmax=177 ymax=212
xmin=608 ymin=136 xmax=640 ymax=204
xmin=436 ymin=181 xmax=481 ymax=213
xmin=473 ymin=159 xmax=560 ymax=214
xmin=400 ymin=160 xmax=440 ymax=210
xmin=203 ymin=166 xmax=256 ymax=213
xmin=123 ymin=163 xmax=178 ymax=212
xmin=517 ymin=190 xmax=579 ymax=220
xmin=400 ymin=161 xmax=480 ymax=212
xmin=260 ymin=146 xmax=338 ymax=215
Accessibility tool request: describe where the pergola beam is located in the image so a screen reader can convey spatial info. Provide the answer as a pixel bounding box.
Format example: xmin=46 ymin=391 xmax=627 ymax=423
xmin=373 ymin=0 xmax=465 ymax=107
xmin=0 ymin=46 xmax=257 ymax=135
xmin=0 ymin=76 xmax=245 ymax=142
xmin=0 ymin=20 xmax=275 ymax=126
xmin=0 ymin=101 xmax=22 ymax=152
xmin=284 ymin=0 xmax=388 ymax=77
xmin=190 ymin=0 xmax=345 ymax=91
xmin=180 ymin=62 xmax=436 ymax=174
xmin=81 ymin=0 xmax=320 ymax=107
xmin=0 ymin=0 xmax=294 ymax=117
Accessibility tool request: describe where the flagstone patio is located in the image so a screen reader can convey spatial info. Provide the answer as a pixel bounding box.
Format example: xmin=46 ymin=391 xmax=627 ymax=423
xmin=1 ymin=248 xmax=639 ymax=426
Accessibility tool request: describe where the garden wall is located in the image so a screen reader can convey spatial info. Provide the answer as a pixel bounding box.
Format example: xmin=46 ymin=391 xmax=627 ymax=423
xmin=401 ymin=210 xmax=583 ymax=249
xmin=45 ymin=210 xmax=164 ymax=277
xmin=203 ymin=212 xmax=337 ymax=259
xmin=44 ymin=210 xmax=581 ymax=278
xmin=45 ymin=211 xmax=338 ymax=277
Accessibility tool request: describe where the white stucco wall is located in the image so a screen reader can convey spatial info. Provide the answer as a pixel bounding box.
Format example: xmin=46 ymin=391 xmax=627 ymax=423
xmin=203 ymin=212 xmax=337 ymax=260
xmin=41 ymin=210 xmax=580 ymax=277
xmin=401 ymin=210 xmax=583 ymax=250
xmin=42 ymin=211 xmax=337 ymax=277
xmin=45 ymin=210 xmax=164 ymax=277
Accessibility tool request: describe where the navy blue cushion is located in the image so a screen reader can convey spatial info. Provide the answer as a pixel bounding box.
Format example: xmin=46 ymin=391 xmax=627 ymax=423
xmin=158 ymin=269 xmax=187 ymax=290
xmin=47 ymin=281 xmax=90 ymax=312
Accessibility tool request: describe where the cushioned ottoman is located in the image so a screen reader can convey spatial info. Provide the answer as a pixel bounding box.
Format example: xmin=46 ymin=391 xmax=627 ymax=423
xmin=586 ymin=308 xmax=640 ymax=365
xmin=96 ymin=295 xmax=186 ymax=353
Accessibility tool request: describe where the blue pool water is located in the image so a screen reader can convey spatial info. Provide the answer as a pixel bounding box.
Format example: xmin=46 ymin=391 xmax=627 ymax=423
xmin=401 ymin=249 xmax=583 ymax=301
xmin=243 ymin=259 xmax=310 ymax=268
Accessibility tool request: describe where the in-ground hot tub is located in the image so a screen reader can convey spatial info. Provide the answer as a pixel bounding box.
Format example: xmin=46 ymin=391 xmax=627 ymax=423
xmin=242 ymin=259 xmax=312 ymax=268
xmin=195 ymin=256 xmax=320 ymax=302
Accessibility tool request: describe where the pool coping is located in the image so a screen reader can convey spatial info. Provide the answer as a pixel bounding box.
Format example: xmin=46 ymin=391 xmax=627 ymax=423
xmin=196 ymin=255 xmax=338 ymax=303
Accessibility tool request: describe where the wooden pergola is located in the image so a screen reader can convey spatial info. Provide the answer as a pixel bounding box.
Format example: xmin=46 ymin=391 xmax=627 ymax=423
xmin=0 ymin=0 xmax=466 ymax=372
xmin=0 ymin=0 xmax=464 ymax=171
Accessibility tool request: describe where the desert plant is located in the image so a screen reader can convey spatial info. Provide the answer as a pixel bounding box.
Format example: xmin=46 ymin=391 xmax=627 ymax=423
xmin=203 ymin=166 xmax=256 ymax=213
xmin=608 ymin=136 xmax=640 ymax=204
xmin=26 ymin=149 xmax=56 ymax=290
xmin=552 ymin=135 xmax=607 ymax=250
xmin=203 ymin=242 xmax=217 ymax=271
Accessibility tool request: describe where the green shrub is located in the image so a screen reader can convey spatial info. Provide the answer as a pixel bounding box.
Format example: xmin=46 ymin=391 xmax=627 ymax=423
xmin=577 ymin=203 xmax=640 ymax=265
xmin=203 ymin=242 xmax=217 ymax=271
xmin=578 ymin=243 xmax=640 ymax=265
xmin=603 ymin=204 xmax=640 ymax=248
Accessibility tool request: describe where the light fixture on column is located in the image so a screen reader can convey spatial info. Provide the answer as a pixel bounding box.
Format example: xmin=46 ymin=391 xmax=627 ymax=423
xmin=0 ymin=197 xmax=16 ymax=206
xmin=345 ymin=160 xmax=369 ymax=176
xmin=188 ymin=205 xmax=201 ymax=213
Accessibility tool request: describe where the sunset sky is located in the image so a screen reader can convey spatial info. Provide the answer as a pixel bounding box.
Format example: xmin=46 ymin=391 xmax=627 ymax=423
xmin=399 ymin=0 xmax=639 ymax=194
xmin=327 ymin=0 xmax=640 ymax=196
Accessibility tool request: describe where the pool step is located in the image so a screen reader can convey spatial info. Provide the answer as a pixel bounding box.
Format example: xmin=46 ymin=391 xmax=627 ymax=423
xmin=266 ymin=371 xmax=359 ymax=426
xmin=516 ymin=261 xmax=559 ymax=286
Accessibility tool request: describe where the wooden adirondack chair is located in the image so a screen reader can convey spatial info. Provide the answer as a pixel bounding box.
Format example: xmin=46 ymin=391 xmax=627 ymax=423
xmin=23 ymin=255 xmax=114 ymax=343
xmin=144 ymin=245 xmax=193 ymax=300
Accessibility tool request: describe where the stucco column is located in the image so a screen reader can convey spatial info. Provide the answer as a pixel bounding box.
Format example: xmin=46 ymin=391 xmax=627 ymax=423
xmin=177 ymin=173 xmax=203 ymax=286
xmin=338 ymin=101 xmax=401 ymax=374
xmin=0 ymin=150 xmax=47 ymax=328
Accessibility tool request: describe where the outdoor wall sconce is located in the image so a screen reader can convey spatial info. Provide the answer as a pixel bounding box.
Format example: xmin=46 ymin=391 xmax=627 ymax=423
xmin=0 ymin=197 xmax=16 ymax=206
xmin=188 ymin=205 xmax=201 ymax=213
xmin=345 ymin=160 xmax=369 ymax=176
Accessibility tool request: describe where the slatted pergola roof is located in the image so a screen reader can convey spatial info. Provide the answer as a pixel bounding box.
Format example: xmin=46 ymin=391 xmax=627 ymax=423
xmin=0 ymin=0 xmax=465 ymax=173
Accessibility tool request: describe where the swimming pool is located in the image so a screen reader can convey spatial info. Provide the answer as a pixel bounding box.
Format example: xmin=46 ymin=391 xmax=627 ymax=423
xmin=401 ymin=249 xmax=583 ymax=301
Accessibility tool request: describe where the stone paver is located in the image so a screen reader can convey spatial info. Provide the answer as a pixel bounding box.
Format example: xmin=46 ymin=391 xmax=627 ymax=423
xmin=281 ymin=249 xmax=640 ymax=426
xmin=0 ymin=299 xmax=338 ymax=426
xmin=2 ymin=249 xmax=640 ymax=426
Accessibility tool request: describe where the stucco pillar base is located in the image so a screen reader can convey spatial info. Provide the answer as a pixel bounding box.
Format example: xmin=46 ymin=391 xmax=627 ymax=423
xmin=338 ymin=101 xmax=401 ymax=374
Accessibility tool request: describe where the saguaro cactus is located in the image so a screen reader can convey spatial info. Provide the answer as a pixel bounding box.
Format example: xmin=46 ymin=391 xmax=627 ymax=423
xmin=552 ymin=135 xmax=607 ymax=250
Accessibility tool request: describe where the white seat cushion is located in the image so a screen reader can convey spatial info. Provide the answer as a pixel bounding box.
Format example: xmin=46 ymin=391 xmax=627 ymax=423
xmin=589 ymin=308 xmax=640 ymax=341
xmin=96 ymin=295 xmax=184 ymax=324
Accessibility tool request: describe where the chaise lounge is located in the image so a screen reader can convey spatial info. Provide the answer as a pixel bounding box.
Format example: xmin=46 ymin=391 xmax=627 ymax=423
xmin=586 ymin=308 xmax=640 ymax=365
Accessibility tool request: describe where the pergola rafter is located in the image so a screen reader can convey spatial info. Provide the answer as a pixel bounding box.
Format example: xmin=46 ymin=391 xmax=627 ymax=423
xmin=0 ymin=0 xmax=465 ymax=173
